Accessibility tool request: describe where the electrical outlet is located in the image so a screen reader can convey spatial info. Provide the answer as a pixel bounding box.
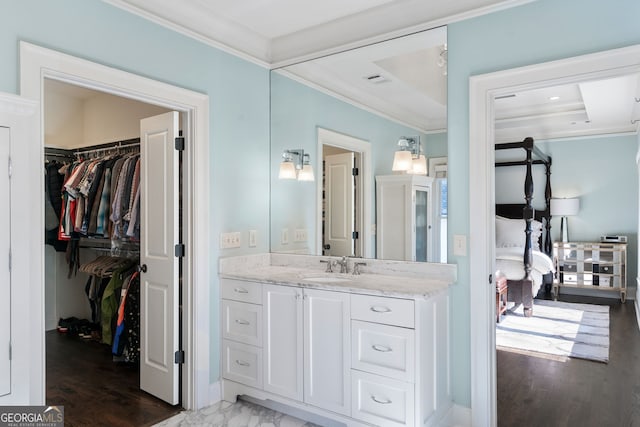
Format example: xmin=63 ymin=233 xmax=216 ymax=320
xmin=281 ymin=228 xmax=289 ymax=245
xmin=220 ymin=231 xmax=241 ymax=249
xmin=294 ymin=228 xmax=307 ymax=242
xmin=249 ymin=230 xmax=257 ymax=247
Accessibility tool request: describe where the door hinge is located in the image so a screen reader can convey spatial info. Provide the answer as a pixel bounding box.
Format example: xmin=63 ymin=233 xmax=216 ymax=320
xmin=8 ymin=250 xmax=11 ymax=272
xmin=7 ymin=157 xmax=11 ymax=179
xmin=8 ymin=342 xmax=11 ymax=361
xmin=352 ymin=167 xmax=359 ymax=176
xmin=175 ymin=136 xmax=185 ymax=151
xmin=175 ymin=243 xmax=185 ymax=258
xmin=174 ymin=350 xmax=185 ymax=364
xmin=352 ymin=231 xmax=359 ymax=239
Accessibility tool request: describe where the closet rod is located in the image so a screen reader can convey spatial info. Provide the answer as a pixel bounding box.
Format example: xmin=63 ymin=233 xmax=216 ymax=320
xmin=74 ymin=137 xmax=140 ymax=157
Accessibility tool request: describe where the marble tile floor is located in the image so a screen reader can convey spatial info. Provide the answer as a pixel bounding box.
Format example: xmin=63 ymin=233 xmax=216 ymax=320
xmin=154 ymin=400 xmax=322 ymax=427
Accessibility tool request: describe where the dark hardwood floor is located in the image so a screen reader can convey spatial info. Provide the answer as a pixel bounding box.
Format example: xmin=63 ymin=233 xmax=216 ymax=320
xmin=46 ymin=330 xmax=181 ymax=427
xmin=498 ymin=294 xmax=640 ymax=427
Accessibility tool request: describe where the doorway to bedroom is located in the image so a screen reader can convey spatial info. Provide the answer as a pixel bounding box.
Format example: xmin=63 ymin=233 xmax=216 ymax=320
xmin=478 ymin=46 xmax=640 ymax=426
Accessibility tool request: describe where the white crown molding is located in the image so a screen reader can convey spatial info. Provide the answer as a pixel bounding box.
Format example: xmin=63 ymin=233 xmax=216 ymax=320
xmin=276 ymin=69 xmax=435 ymax=134
xmin=102 ymin=0 xmax=271 ymax=68
xmin=103 ymin=0 xmax=534 ymax=68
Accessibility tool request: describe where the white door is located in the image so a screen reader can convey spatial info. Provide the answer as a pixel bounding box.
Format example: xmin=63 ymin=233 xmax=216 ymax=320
xmin=263 ymin=284 xmax=303 ymax=401
xmin=0 ymin=127 xmax=10 ymax=398
xmin=140 ymin=112 xmax=180 ymax=405
xmin=304 ymin=288 xmax=351 ymax=415
xmin=324 ymin=153 xmax=355 ymax=256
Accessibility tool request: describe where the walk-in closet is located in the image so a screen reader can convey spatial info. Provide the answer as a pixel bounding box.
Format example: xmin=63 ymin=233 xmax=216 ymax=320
xmin=43 ymin=78 xmax=181 ymax=426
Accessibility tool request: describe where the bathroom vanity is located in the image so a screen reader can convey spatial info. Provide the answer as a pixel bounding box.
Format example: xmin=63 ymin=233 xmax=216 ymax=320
xmin=219 ymin=254 xmax=456 ymax=427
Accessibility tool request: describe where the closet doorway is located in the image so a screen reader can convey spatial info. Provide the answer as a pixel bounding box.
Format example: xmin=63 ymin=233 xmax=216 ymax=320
xmin=21 ymin=42 xmax=211 ymax=413
xmin=43 ymin=79 xmax=183 ymax=424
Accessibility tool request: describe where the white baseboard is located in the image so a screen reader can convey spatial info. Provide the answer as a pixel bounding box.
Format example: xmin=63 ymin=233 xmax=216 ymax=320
xmin=208 ymin=381 xmax=222 ymax=407
xmin=444 ymin=404 xmax=472 ymax=426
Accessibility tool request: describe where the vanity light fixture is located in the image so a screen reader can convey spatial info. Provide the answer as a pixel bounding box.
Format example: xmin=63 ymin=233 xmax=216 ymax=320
xmin=392 ymin=136 xmax=427 ymax=175
xmin=278 ymin=149 xmax=315 ymax=181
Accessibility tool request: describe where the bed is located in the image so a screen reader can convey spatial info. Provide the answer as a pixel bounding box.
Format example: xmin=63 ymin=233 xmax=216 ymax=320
xmin=495 ymin=137 xmax=554 ymax=317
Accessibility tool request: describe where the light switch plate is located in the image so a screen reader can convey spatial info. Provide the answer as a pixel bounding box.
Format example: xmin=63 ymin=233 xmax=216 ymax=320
xmin=453 ymin=234 xmax=467 ymax=256
xmin=220 ymin=232 xmax=241 ymax=249
xmin=249 ymin=230 xmax=257 ymax=247
xmin=281 ymin=228 xmax=289 ymax=245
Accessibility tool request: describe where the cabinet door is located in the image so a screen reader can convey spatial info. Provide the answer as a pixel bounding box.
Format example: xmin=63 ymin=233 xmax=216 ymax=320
xmin=304 ymin=288 xmax=351 ymax=415
xmin=263 ymin=284 xmax=303 ymax=401
xmin=414 ymin=186 xmax=432 ymax=262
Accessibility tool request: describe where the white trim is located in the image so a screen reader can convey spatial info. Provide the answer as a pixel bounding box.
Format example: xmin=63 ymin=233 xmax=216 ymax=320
xmin=19 ymin=41 xmax=211 ymax=410
xmin=0 ymin=93 xmax=39 ymax=405
xmin=469 ymin=44 xmax=640 ymax=427
xmin=316 ymin=128 xmax=372 ymax=259
xmin=276 ymin=69 xmax=440 ymax=134
xmin=635 ymin=279 xmax=640 ymax=332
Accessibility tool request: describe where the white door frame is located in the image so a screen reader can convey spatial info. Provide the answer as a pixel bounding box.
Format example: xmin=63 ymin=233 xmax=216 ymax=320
xmin=469 ymin=44 xmax=640 ymax=426
xmin=19 ymin=42 xmax=211 ymax=410
xmin=316 ymin=127 xmax=372 ymax=258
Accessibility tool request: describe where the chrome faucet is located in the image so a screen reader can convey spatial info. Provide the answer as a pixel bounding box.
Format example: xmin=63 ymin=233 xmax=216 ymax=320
xmin=320 ymin=259 xmax=335 ymax=273
xmin=352 ymin=262 xmax=367 ymax=275
xmin=337 ymin=256 xmax=349 ymax=274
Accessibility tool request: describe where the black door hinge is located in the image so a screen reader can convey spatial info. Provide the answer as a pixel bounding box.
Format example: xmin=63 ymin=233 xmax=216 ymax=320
xmin=352 ymin=167 xmax=359 ymax=176
xmin=174 ymin=350 xmax=185 ymax=364
xmin=175 ymin=243 xmax=185 ymax=258
xmin=175 ymin=136 xmax=185 ymax=151
xmin=352 ymin=231 xmax=359 ymax=239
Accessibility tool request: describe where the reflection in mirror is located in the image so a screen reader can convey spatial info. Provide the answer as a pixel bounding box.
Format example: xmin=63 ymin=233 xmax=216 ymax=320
xmin=270 ymin=26 xmax=448 ymax=262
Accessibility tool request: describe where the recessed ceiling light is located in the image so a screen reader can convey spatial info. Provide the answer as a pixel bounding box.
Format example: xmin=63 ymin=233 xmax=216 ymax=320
xmin=549 ymin=96 xmax=561 ymax=101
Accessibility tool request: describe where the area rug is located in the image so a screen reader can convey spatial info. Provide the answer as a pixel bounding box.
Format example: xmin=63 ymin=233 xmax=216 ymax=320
xmin=496 ymin=300 xmax=609 ymax=362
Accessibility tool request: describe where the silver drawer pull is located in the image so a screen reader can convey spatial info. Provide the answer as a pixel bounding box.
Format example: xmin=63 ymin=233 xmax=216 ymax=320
xmin=370 ymin=305 xmax=391 ymax=313
xmin=234 ymin=287 xmax=249 ymax=294
xmin=371 ymin=395 xmax=392 ymax=405
xmin=372 ymin=344 xmax=393 ymax=353
xmin=235 ymin=319 xmax=250 ymax=325
xmin=235 ymin=359 xmax=250 ymax=367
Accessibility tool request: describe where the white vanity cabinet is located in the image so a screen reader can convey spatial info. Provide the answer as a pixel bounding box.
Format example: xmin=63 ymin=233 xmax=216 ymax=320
xmin=221 ymin=275 xmax=451 ymax=427
xmin=262 ymin=284 xmax=351 ymax=414
xmin=304 ymin=288 xmax=351 ymax=415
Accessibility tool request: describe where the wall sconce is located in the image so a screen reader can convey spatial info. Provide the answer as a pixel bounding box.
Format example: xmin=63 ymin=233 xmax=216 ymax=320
xmin=392 ymin=136 xmax=427 ymax=175
xmin=550 ymin=197 xmax=580 ymax=242
xmin=278 ymin=149 xmax=315 ymax=181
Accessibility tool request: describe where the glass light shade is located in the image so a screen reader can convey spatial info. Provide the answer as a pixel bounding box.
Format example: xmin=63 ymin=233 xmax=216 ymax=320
xmin=297 ymin=164 xmax=315 ymax=181
xmin=410 ymin=155 xmax=427 ymax=175
xmin=278 ymin=161 xmax=297 ymax=179
xmin=392 ymin=150 xmax=413 ymax=171
xmin=550 ymin=198 xmax=580 ymax=216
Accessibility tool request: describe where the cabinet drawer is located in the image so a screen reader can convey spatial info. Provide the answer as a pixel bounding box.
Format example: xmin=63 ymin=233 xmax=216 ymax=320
xmin=222 ymin=300 xmax=262 ymax=346
xmin=221 ymin=278 xmax=262 ymax=304
xmin=351 ymin=294 xmax=414 ymax=328
xmin=222 ymin=340 xmax=263 ymax=389
xmin=352 ymin=320 xmax=415 ymax=382
xmin=351 ymin=370 xmax=414 ymax=427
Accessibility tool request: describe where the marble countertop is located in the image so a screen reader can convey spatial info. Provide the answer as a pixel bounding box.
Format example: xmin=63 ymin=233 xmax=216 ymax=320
xmin=220 ymin=263 xmax=452 ymax=299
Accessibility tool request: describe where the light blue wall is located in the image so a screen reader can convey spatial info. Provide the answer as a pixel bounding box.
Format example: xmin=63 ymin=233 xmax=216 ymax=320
xmin=496 ymin=135 xmax=638 ymax=292
xmin=270 ymin=72 xmax=445 ymax=257
xmin=448 ymin=0 xmax=640 ymax=407
xmin=2 ymin=0 xmax=270 ymax=383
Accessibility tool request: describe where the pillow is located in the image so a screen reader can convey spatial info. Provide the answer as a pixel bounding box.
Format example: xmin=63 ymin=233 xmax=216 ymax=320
xmin=495 ymin=215 xmax=542 ymax=251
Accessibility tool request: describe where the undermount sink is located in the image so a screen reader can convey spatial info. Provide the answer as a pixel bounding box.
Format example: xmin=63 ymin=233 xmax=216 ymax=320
xmin=303 ymin=276 xmax=352 ymax=283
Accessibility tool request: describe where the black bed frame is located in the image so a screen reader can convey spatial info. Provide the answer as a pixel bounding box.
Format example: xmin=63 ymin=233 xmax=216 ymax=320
xmin=495 ymin=137 xmax=552 ymax=316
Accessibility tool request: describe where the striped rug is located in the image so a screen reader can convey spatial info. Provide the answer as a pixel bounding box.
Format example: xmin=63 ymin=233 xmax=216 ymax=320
xmin=496 ymin=300 xmax=609 ymax=363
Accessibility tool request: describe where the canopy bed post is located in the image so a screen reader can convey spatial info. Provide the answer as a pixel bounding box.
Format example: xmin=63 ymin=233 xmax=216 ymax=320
xmin=495 ymin=137 xmax=553 ymax=317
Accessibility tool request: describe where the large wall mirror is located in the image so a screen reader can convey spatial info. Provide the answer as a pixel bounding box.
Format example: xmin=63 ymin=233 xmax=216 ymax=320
xmin=270 ymin=26 xmax=448 ymax=263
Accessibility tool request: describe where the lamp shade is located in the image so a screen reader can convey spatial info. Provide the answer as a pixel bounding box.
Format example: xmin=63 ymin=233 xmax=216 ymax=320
xmin=410 ymin=155 xmax=427 ymax=175
xmin=550 ymin=198 xmax=580 ymax=216
xmin=392 ymin=150 xmax=413 ymax=171
xmin=297 ymin=163 xmax=315 ymax=181
xmin=278 ymin=161 xmax=297 ymax=179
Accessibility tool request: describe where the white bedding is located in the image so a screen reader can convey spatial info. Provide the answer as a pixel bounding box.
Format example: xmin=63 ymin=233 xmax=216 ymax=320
xmin=495 ymin=246 xmax=554 ymax=296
